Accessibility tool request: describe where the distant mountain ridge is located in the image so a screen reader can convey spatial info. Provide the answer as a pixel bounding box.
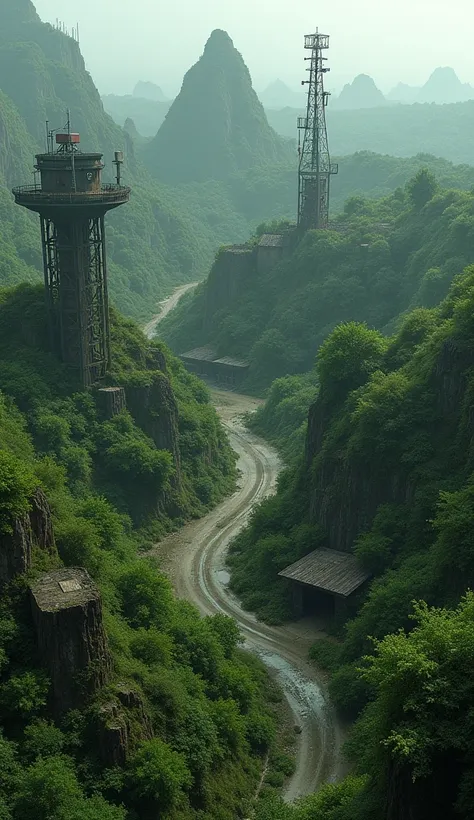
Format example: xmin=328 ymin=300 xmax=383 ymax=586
xmin=417 ymin=66 xmax=474 ymax=103
xmin=102 ymin=93 xmax=171 ymax=136
xmin=257 ymin=66 xmax=474 ymax=114
xmin=143 ymin=29 xmax=293 ymax=183
xmin=333 ymin=73 xmax=387 ymax=110
xmin=258 ymin=79 xmax=306 ymax=110
xmin=133 ymin=80 xmax=168 ymax=101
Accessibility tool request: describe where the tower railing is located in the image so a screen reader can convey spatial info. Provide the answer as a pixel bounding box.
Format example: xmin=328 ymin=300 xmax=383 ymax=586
xmin=12 ymin=184 xmax=130 ymax=206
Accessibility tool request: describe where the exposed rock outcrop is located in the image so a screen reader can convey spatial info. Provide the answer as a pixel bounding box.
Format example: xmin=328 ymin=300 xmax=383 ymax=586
xmin=305 ymin=335 xmax=474 ymax=553
xmin=205 ymin=247 xmax=256 ymax=331
xmin=30 ymin=567 xmax=111 ymax=715
xmin=97 ymin=684 xmax=153 ymax=767
xmin=126 ymin=371 xmax=181 ymax=474
xmin=0 ymin=488 xmax=55 ymax=586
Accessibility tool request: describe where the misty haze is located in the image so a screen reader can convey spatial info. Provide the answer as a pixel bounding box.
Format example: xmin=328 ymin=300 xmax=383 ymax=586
xmin=0 ymin=1 xmax=473 ymax=819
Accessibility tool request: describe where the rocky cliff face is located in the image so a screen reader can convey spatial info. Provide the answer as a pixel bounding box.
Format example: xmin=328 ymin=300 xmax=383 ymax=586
xmin=126 ymin=371 xmax=181 ymax=475
xmin=0 ymin=488 xmax=55 ymax=586
xmin=97 ymin=684 xmax=154 ymax=767
xmin=305 ymin=336 xmax=473 ymax=553
xmin=205 ymin=247 xmax=256 ymax=332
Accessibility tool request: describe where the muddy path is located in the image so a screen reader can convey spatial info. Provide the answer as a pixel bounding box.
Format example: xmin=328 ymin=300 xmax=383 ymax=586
xmin=153 ymin=389 xmax=345 ymax=801
xmin=143 ymin=282 xmax=197 ymax=340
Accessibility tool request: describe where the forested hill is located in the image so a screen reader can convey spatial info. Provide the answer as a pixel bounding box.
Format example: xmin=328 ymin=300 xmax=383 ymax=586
xmin=267 ymin=99 xmax=474 ymax=165
xmin=159 ymin=168 xmax=474 ymax=391
xmin=143 ymin=29 xmax=293 ymax=183
xmin=232 ymin=262 xmax=474 ymax=820
xmin=0 ymin=280 xmax=286 ymax=819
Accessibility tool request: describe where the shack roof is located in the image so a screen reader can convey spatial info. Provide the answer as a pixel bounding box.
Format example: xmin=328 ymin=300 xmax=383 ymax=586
xmin=214 ymin=356 xmax=249 ymax=369
xmin=180 ymin=347 xmax=249 ymax=369
xmin=258 ymin=233 xmax=284 ymax=248
xmin=223 ymin=244 xmax=253 ymax=255
xmin=278 ymin=548 xmax=370 ymax=598
xmin=180 ymin=346 xmax=217 ymax=362
xmin=31 ymin=568 xmax=99 ymax=613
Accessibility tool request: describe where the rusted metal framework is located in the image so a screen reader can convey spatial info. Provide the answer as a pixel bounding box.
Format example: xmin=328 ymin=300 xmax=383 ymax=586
xmin=39 ymin=215 xmax=111 ymax=386
xmin=298 ymin=30 xmax=338 ymax=231
xmin=13 ymin=124 xmax=129 ymax=388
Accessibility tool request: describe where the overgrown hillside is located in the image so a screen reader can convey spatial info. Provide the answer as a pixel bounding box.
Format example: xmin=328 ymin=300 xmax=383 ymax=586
xmin=267 ymin=99 xmax=474 ymax=165
xmin=160 ymin=169 xmax=474 ymax=391
xmin=0 ymin=281 xmax=287 ymax=820
xmin=230 ymin=262 xmax=474 ymax=819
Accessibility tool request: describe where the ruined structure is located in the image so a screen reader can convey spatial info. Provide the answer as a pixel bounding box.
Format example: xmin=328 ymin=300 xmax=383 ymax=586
xmin=13 ymin=117 xmax=130 ymax=388
xmin=96 ymin=386 xmax=127 ymax=419
xmin=297 ymin=29 xmax=338 ymax=231
xmin=256 ymin=233 xmax=285 ymax=274
xmin=30 ymin=567 xmax=111 ymax=714
xmin=0 ymin=489 xmax=55 ymax=586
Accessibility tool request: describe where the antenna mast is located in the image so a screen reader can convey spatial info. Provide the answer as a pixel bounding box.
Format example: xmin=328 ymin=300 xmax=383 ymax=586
xmin=297 ymin=29 xmax=338 ymax=231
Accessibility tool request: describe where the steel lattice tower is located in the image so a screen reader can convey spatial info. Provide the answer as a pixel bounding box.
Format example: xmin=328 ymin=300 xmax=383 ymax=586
xmin=13 ymin=118 xmax=129 ymax=388
xmin=297 ymin=30 xmax=338 ymax=231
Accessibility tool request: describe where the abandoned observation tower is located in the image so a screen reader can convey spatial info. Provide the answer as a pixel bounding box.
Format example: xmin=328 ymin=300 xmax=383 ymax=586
xmin=13 ymin=119 xmax=130 ymax=388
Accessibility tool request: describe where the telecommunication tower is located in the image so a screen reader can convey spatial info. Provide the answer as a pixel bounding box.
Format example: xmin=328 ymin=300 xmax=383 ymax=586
xmin=13 ymin=115 xmax=130 ymax=388
xmin=297 ymin=29 xmax=338 ymax=231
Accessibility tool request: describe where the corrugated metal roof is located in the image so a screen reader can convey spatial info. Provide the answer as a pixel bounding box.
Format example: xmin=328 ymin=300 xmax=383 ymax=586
xmin=180 ymin=348 xmax=249 ymax=369
xmin=223 ymin=245 xmax=254 ymax=254
xmin=258 ymin=233 xmax=284 ymax=248
xmin=214 ymin=356 xmax=249 ymax=368
xmin=180 ymin=346 xmax=217 ymax=362
xmin=279 ymin=548 xmax=370 ymax=598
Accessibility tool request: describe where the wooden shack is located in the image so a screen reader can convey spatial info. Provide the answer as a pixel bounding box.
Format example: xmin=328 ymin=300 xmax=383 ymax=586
xmin=279 ymin=547 xmax=370 ymax=617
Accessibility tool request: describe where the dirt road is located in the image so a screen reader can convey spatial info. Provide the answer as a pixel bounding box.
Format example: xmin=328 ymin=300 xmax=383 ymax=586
xmin=154 ymin=389 xmax=344 ymax=801
xmin=143 ymin=282 xmax=197 ymax=340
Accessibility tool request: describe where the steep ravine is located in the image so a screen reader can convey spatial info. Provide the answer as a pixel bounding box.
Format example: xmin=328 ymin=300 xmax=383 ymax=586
xmin=154 ymin=390 xmax=345 ymax=800
xmin=145 ymin=286 xmax=344 ymax=801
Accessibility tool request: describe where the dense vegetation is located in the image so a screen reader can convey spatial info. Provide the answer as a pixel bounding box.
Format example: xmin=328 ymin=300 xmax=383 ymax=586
xmin=228 ymin=261 xmax=474 ymax=818
xmin=161 ymin=167 xmax=474 ymax=391
xmin=0 ymin=280 xmax=294 ymax=819
xmin=267 ymin=99 xmax=474 ymax=165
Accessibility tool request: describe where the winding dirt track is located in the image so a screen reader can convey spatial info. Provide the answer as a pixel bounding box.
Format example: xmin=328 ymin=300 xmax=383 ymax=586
xmin=153 ymin=389 xmax=345 ymax=801
xmin=143 ymin=282 xmax=198 ymax=340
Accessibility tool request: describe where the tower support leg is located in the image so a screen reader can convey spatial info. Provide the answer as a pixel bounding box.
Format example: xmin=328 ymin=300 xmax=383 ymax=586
xmin=39 ymin=215 xmax=111 ymax=388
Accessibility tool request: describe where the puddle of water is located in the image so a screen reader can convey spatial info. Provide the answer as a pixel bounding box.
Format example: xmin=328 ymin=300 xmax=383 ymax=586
xmin=216 ymin=569 xmax=231 ymax=585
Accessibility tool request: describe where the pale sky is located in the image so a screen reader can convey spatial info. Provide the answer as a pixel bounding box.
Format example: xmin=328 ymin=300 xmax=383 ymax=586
xmin=33 ymin=0 xmax=474 ymax=96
